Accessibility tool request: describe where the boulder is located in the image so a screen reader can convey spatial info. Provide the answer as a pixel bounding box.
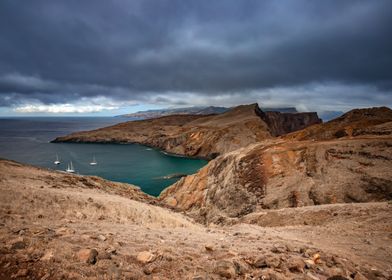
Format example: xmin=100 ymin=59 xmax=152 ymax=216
xmin=137 ymin=251 xmax=156 ymax=264
xmin=214 ymin=260 xmax=236 ymax=279
xmin=77 ymin=248 xmax=98 ymax=264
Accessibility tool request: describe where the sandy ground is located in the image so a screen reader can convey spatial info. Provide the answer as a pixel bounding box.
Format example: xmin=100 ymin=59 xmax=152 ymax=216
xmin=1 ymin=159 xmax=392 ymax=279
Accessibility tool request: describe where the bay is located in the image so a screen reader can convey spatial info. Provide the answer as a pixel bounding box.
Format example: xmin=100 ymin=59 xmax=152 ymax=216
xmin=0 ymin=117 xmax=207 ymax=196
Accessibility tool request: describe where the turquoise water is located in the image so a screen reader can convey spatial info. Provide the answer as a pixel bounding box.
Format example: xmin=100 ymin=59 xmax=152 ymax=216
xmin=0 ymin=117 xmax=207 ymax=196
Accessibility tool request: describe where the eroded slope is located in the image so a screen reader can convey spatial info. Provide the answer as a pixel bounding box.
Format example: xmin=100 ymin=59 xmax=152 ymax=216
xmin=1 ymin=159 xmax=392 ymax=279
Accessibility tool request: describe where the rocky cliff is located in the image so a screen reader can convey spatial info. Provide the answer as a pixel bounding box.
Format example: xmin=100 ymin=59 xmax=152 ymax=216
xmin=284 ymin=106 xmax=392 ymax=141
xmin=160 ymin=107 xmax=392 ymax=225
xmin=261 ymin=111 xmax=321 ymax=136
xmin=53 ymin=103 xmax=321 ymax=159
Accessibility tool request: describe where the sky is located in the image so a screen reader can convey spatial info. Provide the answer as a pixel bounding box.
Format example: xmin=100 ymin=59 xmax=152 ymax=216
xmin=0 ymin=0 xmax=391 ymax=116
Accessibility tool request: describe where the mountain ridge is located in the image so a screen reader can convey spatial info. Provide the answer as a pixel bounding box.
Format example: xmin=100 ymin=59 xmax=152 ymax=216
xmin=53 ymin=103 xmax=321 ymax=159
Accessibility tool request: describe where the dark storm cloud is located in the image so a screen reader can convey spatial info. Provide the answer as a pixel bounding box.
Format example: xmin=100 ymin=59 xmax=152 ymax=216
xmin=0 ymin=0 xmax=391 ymax=109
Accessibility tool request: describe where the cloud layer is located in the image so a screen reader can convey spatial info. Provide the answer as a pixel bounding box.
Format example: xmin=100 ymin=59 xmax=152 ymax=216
xmin=0 ymin=0 xmax=391 ymax=114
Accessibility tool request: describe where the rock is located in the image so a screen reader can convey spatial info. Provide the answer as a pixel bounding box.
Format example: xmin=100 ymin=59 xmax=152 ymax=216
xmin=265 ymin=255 xmax=281 ymax=268
xmin=304 ymin=259 xmax=316 ymax=269
xmin=97 ymin=251 xmax=112 ymax=260
xmin=40 ymin=273 xmax=51 ymax=280
xmin=287 ymin=256 xmax=306 ymax=273
xmin=9 ymin=238 xmax=26 ymax=250
xmin=306 ymin=272 xmax=321 ymax=280
xmin=353 ymin=272 xmax=368 ymax=280
xmin=137 ymin=251 xmax=156 ymax=264
xmin=12 ymin=268 xmax=29 ymax=278
xmin=312 ymin=253 xmax=321 ymax=264
xmin=327 ymin=276 xmax=349 ymax=280
xmin=106 ymin=247 xmax=117 ymax=255
xmin=55 ymin=227 xmax=75 ymax=236
xmin=214 ymin=260 xmax=236 ymax=279
xmin=260 ymin=268 xmax=282 ymax=280
xmin=205 ymin=244 xmax=214 ymax=252
xmin=233 ymin=259 xmax=250 ymax=275
xmin=75 ymin=212 xmax=87 ymax=219
xmin=271 ymin=245 xmax=286 ymax=254
xmin=41 ymin=250 xmax=55 ymax=261
xmin=253 ymin=256 xmax=267 ymax=268
xmin=77 ymin=248 xmax=98 ymax=264
xmin=97 ymin=234 xmax=107 ymax=241
xmin=165 ymin=197 xmax=178 ymax=207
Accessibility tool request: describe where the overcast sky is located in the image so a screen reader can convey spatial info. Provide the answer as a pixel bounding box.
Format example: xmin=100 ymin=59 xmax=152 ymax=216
xmin=0 ymin=0 xmax=391 ymax=116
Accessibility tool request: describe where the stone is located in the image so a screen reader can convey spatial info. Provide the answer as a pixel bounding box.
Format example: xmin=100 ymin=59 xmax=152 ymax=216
xmin=106 ymin=247 xmax=117 ymax=255
xmin=40 ymin=273 xmax=51 ymax=280
xmin=77 ymin=248 xmax=98 ymax=264
xmin=137 ymin=251 xmax=156 ymax=264
xmin=55 ymin=227 xmax=75 ymax=236
xmin=271 ymin=245 xmax=285 ymax=254
xmin=253 ymin=256 xmax=267 ymax=268
xmin=306 ymin=272 xmax=321 ymax=280
xmin=165 ymin=197 xmax=177 ymax=207
xmin=41 ymin=250 xmax=55 ymax=261
xmin=205 ymin=244 xmax=214 ymax=252
xmin=75 ymin=212 xmax=87 ymax=219
xmin=11 ymin=241 xmax=26 ymax=250
xmin=265 ymin=255 xmax=281 ymax=268
xmin=97 ymin=234 xmax=107 ymax=241
xmin=327 ymin=276 xmax=349 ymax=280
xmin=97 ymin=251 xmax=112 ymax=260
xmin=233 ymin=259 xmax=250 ymax=275
xmin=9 ymin=237 xmax=26 ymax=250
xmin=12 ymin=269 xmax=29 ymax=278
xmin=214 ymin=260 xmax=236 ymax=279
xmin=287 ymin=256 xmax=306 ymax=273
xmin=312 ymin=253 xmax=321 ymax=264
xmin=304 ymin=259 xmax=316 ymax=269
xmin=353 ymin=272 xmax=367 ymax=280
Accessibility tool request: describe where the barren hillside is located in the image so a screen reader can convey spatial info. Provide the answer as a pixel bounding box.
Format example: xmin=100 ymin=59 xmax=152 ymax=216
xmin=1 ymin=159 xmax=391 ymax=279
xmin=160 ymin=107 xmax=392 ymax=225
xmin=53 ymin=104 xmax=320 ymax=159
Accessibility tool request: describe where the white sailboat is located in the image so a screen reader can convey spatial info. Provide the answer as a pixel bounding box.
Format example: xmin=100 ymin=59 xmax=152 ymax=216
xmin=89 ymin=156 xmax=97 ymax=166
xmin=54 ymin=154 xmax=61 ymax=165
xmin=66 ymin=161 xmax=75 ymax=173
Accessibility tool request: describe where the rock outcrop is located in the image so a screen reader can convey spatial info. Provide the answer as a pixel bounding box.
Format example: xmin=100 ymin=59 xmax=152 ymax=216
xmin=284 ymin=106 xmax=392 ymax=141
xmin=261 ymin=111 xmax=321 ymax=136
xmin=160 ymin=107 xmax=392 ymax=224
xmin=53 ymin=103 xmax=321 ymax=159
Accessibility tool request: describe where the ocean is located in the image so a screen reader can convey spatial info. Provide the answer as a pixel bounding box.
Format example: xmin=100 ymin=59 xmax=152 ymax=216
xmin=0 ymin=117 xmax=207 ymax=196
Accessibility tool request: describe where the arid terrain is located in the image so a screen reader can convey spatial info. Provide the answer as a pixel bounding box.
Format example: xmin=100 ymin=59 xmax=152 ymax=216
xmin=1 ymin=106 xmax=392 ymax=279
xmin=161 ymin=107 xmax=392 ymax=224
xmin=1 ymin=159 xmax=391 ymax=280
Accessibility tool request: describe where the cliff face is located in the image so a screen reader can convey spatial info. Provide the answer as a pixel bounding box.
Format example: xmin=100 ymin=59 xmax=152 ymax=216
xmin=160 ymin=107 xmax=392 ymax=224
xmin=284 ymin=106 xmax=392 ymax=141
xmin=261 ymin=111 xmax=321 ymax=136
xmin=53 ymin=103 xmax=322 ymax=159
